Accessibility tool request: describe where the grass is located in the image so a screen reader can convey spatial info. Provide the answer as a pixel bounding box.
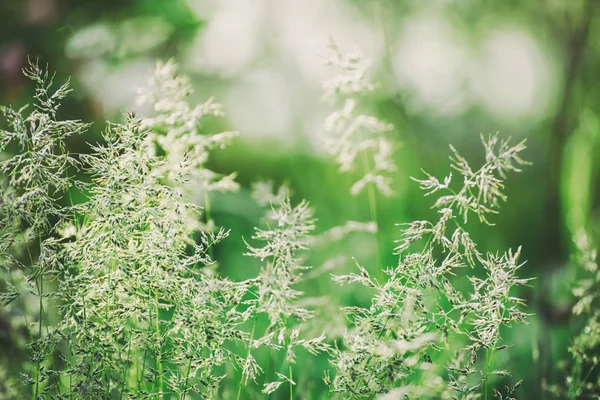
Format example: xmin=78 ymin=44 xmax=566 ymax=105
xmin=0 ymin=47 xmax=597 ymax=400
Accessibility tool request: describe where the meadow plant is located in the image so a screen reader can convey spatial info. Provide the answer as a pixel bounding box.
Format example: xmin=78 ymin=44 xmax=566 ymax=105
xmin=0 ymin=62 xmax=87 ymax=233
xmin=238 ymin=192 xmax=329 ymax=397
xmin=58 ymin=114 xmax=246 ymax=399
xmin=0 ymin=56 xmax=543 ymax=400
xmin=330 ymin=134 xmax=530 ymax=399
xmin=322 ymin=40 xmax=396 ymax=277
xmin=0 ymin=62 xmax=250 ymax=399
xmin=322 ymin=38 xmax=396 ymax=197
xmin=0 ymin=61 xmax=88 ymax=399
xmin=136 ymin=60 xmax=239 ymax=230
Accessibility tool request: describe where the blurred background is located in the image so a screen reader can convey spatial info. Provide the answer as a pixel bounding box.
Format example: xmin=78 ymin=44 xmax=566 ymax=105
xmin=1 ymin=0 xmax=599 ymax=398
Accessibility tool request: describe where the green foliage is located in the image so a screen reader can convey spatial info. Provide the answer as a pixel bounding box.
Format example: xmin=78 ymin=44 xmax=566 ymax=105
xmin=1 ymin=53 xmax=577 ymax=400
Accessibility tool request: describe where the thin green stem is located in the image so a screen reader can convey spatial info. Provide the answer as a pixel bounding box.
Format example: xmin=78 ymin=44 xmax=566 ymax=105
xmin=21 ymin=231 xmax=43 ymax=400
xmin=237 ymin=313 xmax=258 ymax=400
xmin=155 ymin=292 xmax=164 ymax=399
xmin=100 ymin=260 xmax=114 ymax=394
xmin=279 ymin=318 xmax=294 ymax=400
xmin=65 ymin=169 xmax=78 ymax=399
xmin=203 ymin=187 xmax=214 ymax=260
xmin=289 ymin=364 xmax=293 ymax=400
xmin=119 ymin=333 xmax=133 ymax=400
xmin=181 ymin=356 xmax=193 ymax=399
xmin=264 ymin=350 xmax=275 ymax=400
xmin=68 ymin=347 xmax=73 ymax=400
xmin=483 ymin=293 xmax=510 ymax=400
xmin=484 ymin=348 xmax=490 ymax=400
xmin=578 ymin=358 xmax=599 ymax=396
xmin=138 ymin=348 xmax=148 ymax=393
xmin=359 ymin=148 xmax=383 ymax=282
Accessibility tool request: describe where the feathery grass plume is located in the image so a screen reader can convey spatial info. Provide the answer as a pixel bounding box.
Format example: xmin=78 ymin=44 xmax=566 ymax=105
xmin=0 ymin=60 xmax=88 ymax=398
xmin=136 ymin=60 xmax=239 ymax=238
xmin=245 ymin=193 xmax=316 ymax=329
xmin=330 ymin=134 xmax=530 ymax=399
xmin=136 ymin=60 xmax=238 ymax=201
xmin=57 ymin=114 xmax=247 ymax=399
xmin=322 ymin=38 xmax=396 ymax=197
xmin=238 ymin=192 xmax=329 ymax=397
xmin=0 ymin=60 xmax=87 ymax=235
